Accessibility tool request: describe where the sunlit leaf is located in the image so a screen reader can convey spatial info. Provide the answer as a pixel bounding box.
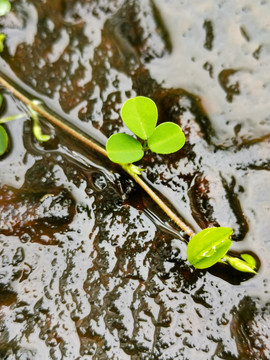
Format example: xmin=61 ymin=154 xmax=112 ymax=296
xmin=147 ymin=122 xmax=185 ymax=154
xmin=0 ymin=33 xmax=5 ymax=52
xmin=106 ymin=133 xmax=144 ymax=164
xmin=240 ymin=254 xmax=257 ymax=269
xmin=0 ymin=124 xmax=8 ymax=155
xmin=187 ymin=227 xmax=233 ymax=269
xmin=0 ymin=0 xmax=11 ymax=17
xmin=121 ymin=96 xmax=158 ymax=140
xmin=225 ymin=255 xmax=256 ymax=274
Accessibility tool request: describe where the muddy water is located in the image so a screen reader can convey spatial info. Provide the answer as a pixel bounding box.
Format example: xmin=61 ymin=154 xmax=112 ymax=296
xmin=0 ymin=0 xmax=270 ymax=359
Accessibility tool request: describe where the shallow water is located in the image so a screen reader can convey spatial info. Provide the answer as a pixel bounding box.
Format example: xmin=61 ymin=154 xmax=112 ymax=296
xmin=0 ymin=0 xmax=270 ymax=359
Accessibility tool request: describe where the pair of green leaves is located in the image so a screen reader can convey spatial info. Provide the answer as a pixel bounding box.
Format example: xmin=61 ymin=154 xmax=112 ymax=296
xmin=106 ymin=96 xmax=185 ymax=164
xmin=187 ymin=227 xmax=257 ymax=274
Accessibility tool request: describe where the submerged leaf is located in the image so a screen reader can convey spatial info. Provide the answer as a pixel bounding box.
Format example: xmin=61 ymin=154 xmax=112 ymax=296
xmin=147 ymin=122 xmax=185 ymax=154
xmin=0 ymin=0 xmax=11 ymax=17
xmin=121 ymin=96 xmax=158 ymax=140
xmin=0 ymin=124 xmax=8 ymax=155
xmin=106 ymin=133 xmax=144 ymax=164
xmin=187 ymin=227 xmax=233 ymax=269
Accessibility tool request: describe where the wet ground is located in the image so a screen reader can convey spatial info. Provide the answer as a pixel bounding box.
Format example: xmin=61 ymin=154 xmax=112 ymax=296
xmin=0 ymin=0 xmax=270 ymax=359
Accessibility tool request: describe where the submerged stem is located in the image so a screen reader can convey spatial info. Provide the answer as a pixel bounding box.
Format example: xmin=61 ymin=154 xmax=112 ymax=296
xmin=0 ymin=75 xmax=195 ymax=237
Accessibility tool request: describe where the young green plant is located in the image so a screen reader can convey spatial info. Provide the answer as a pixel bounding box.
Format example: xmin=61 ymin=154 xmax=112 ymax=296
xmin=106 ymin=96 xmax=185 ymax=166
xmin=106 ymin=96 xmax=257 ymax=274
xmin=0 ymin=94 xmax=50 ymax=155
xmin=0 ymin=76 xmax=257 ymax=276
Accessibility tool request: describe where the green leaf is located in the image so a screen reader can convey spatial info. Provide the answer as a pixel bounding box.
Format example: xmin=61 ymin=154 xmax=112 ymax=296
xmin=187 ymin=227 xmax=233 ymax=269
xmin=0 ymin=33 xmax=5 ymax=52
xmin=0 ymin=0 xmax=11 ymax=16
xmin=106 ymin=133 xmax=144 ymax=164
xmin=240 ymin=254 xmax=257 ymax=269
xmin=0 ymin=124 xmax=8 ymax=155
xmin=225 ymin=255 xmax=256 ymax=274
xmin=121 ymin=96 xmax=158 ymax=140
xmin=0 ymin=94 xmax=3 ymax=108
xmin=147 ymin=122 xmax=185 ymax=154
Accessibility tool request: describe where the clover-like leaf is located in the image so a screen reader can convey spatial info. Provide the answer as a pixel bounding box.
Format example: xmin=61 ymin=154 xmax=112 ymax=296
xmin=225 ymin=255 xmax=256 ymax=274
xmin=147 ymin=122 xmax=185 ymax=154
xmin=187 ymin=227 xmax=233 ymax=269
xmin=0 ymin=0 xmax=11 ymax=17
xmin=0 ymin=124 xmax=8 ymax=155
xmin=121 ymin=96 xmax=157 ymax=140
xmin=106 ymin=133 xmax=144 ymax=164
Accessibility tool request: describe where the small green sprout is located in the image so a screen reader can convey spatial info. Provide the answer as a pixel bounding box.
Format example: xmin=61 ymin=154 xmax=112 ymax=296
xmin=107 ymin=96 xmax=257 ymax=275
xmin=0 ymin=33 xmax=6 ymax=52
xmin=187 ymin=227 xmax=257 ymax=274
xmin=29 ymin=100 xmax=50 ymax=142
xmin=106 ymin=96 xmax=185 ymax=164
xmin=0 ymin=0 xmax=11 ymax=52
xmin=0 ymin=0 xmax=11 ymax=17
xmin=0 ymin=95 xmax=50 ymax=157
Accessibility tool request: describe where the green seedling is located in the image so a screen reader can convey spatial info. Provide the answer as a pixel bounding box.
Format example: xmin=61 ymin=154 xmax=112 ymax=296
xmin=0 ymin=95 xmax=50 ymax=156
xmin=187 ymin=227 xmax=257 ymax=273
xmin=106 ymin=96 xmax=185 ymax=165
xmin=107 ymin=96 xmax=257 ymax=275
xmin=0 ymin=33 xmax=6 ymax=52
xmin=29 ymin=100 xmax=51 ymax=142
xmin=0 ymin=0 xmax=11 ymax=52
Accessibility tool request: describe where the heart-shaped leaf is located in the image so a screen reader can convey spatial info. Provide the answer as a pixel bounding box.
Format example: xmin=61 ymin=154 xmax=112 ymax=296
xmin=187 ymin=227 xmax=233 ymax=269
xmin=0 ymin=124 xmax=8 ymax=155
xmin=106 ymin=133 xmax=144 ymax=164
xmin=121 ymin=96 xmax=157 ymax=140
xmin=0 ymin=0 xmax=11 ymax=17
xmin=147 ymin=122 xmax=185 ymax=154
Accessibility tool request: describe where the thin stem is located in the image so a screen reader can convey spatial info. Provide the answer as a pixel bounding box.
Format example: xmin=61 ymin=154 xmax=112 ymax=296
xmin=130 ymin=171 xmax=195 ymax=237
xmin=0 ymin=75 xmax=195 ymax=237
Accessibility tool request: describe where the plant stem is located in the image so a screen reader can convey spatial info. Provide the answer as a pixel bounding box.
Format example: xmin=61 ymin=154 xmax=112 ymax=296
xmin=0 ymin=76 xmax=107 ymax=157
xmin=0 ymin=75 xmax=195 ymax=237
xmin=129 ymin=171 xmax=195 ymax=237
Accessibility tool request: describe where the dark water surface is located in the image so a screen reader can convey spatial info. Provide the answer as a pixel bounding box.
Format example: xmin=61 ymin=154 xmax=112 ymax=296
xmin=0 ymin=1 xmax=270 ymax=359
